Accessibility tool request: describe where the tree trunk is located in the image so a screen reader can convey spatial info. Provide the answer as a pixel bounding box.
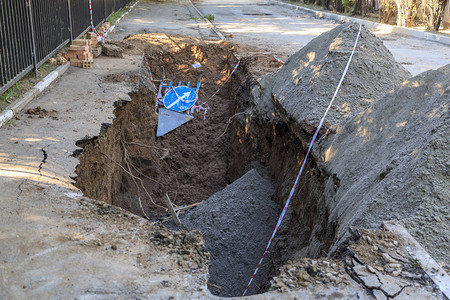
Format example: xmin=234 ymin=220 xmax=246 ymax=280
xmin=334 ymin=0 xmax=345 ymax=12
xmin=396 ymin=0 xmax=422 ymax=27
xmin=424 ymin=0 xmax=447 ymax=30
xmin=379 ymin=0 xmax=397 ymax=23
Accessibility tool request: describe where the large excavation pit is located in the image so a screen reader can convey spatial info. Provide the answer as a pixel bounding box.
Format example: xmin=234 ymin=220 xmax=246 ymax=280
xmin=74 ymin=34 xmax=315 ymax=297
xmin=74 ymin=27 xmax=449 ymax=298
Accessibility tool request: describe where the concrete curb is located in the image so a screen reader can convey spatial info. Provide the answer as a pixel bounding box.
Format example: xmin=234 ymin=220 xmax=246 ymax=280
xmin=188 ymin=0 xmax=226 ymax=40
xmin=0 ymin=63 xmax=70 ymax=128
xmin=383 ymin=221 xmax=450 ymax=299
xmin=270 ymin=0 xmax=450 ymax=46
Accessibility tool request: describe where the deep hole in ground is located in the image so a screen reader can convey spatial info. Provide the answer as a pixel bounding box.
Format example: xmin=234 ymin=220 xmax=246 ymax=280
xmin=73 ymin=26 xmax=442 ymax=297
xmin=74 ymin=35 xmax=310 ymax=297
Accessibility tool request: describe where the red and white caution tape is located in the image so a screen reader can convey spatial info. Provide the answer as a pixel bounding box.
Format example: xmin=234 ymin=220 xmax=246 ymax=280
xmin=274 ymin=56 xmax=285 ymax=65
xmin=89 ymin=0 xmax=157 ymax=89
xmin=208 ymin=61 xmax=240 ymax=99
xmin=188 ymin=60 xmax=239 ymax=120
xmin=90 ymin=0 xmax=140 ymax=39
xmin=242 ymin=24 xmax=362 ymax=296
xmin=89 ymin=0 xmax=96 ymax=32
xmin=191 ymin=102 xmax=210 ymax=120
xmin=89 ymin=0 xmax=106 ymax=42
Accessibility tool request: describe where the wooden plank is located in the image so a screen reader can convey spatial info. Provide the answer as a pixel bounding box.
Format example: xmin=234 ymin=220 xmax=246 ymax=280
xmin=164 ymin=194 xmax=181 ymax=226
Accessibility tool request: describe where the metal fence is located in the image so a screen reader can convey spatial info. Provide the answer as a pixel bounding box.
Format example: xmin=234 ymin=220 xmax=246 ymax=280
xmin=0 ymin=0 xmax=133 ymax=95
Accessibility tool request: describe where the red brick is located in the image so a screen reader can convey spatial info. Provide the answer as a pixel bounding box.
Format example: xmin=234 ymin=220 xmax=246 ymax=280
xmin=72 ymin=39 xmax=91 ymax=47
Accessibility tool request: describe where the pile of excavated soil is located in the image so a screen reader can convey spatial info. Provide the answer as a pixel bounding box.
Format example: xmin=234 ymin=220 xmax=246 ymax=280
xmin=26 ymin=106 xmax=59 ymax=119
xmin=229 ymin=23 xmax=449 ymax=273
xmin=317 ymin=64 xmax=450 ymax=266
xmin=179 ymin=169 xmax=279 ymax=297
xmin=104 ymin=71 xmax=140 ymax=86
xmin=254 ymin=23 xmax=411 ymax=140
xmin=230 ymin=23 xmax=414 ymax=267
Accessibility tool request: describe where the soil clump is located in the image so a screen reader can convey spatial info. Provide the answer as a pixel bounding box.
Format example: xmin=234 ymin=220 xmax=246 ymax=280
xmin=271 ymin=226 xmax=443 ymax=299
xmin=26 ymin=106 xmax=59 ymax=119
xmin=254 ymin=23 xmax=411 ymax=140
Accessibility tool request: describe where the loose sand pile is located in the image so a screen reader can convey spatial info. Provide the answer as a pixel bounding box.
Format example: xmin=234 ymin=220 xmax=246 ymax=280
xmin=180 ymin=169 xmax=279 ymax=297
xmin=318 ymin=64 xmax=450 ymax=265
xmin=245 ymin=24 xmax=449 ymax=268
xmin=255 ymin=23 xmax=411 ymax=140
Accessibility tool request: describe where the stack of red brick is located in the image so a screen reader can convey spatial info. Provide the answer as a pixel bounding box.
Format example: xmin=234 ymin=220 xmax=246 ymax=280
xmin=87 ymin=32 xmax=98 ymax=46
xmin=97 ymin=22 xmax=110 ymax=37
xmin=88 ymin=32 xmax=102 ymax=58
xmin=69 ymin=39 xmax=93 ymax=68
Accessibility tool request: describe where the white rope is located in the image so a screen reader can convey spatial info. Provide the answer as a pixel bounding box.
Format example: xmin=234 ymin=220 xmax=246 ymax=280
xmin=242 ymin=23 xmax=363 ymax=296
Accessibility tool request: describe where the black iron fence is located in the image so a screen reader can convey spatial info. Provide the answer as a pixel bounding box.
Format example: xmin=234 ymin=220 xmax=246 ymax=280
xmin=0 ymin=0 xmax=133 ymax=95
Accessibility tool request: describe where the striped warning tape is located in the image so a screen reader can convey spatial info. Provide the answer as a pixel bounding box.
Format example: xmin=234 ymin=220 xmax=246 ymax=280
xmin=89 ymin=0 xmax=156 ymax=89
xmin=187 ymin=60 xmax=239 ymax=120
xmin=274 ymin=56 xmax=285 ymax=65
xmin=89 ymin=0 xmax=107 ymax=42
xmin=191 ymin=102 xmax=210 ymax=120
xmin=242 ymin=24 xmax=362 ymax=296
xmin=208 ymin=61 xmax=240 ymax=99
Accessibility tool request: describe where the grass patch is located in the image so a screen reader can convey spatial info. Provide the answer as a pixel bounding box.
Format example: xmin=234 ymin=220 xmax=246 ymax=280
xmin=107 ymin=8 xmax=126 ymax=24
xmin=3 ymin=119 xmax=15 ymax=127
xmin=0 ymin=62 xmax=58 ymax=113
xmin=204 ymin=14 xmax=215 ymax=22
xmin=192 ymin=14 xmax=215 ymax=22
xmin=107 ymin=0 xmax=137 ymax=24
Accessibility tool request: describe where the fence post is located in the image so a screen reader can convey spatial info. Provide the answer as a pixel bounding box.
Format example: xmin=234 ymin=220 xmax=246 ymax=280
xmin=26 ymin=0 xmax=38 ymax=75
xmin=67 ymin=0 xmax=74 ymax=41
xmin=104 ymin=0 xmax=107 ymax=20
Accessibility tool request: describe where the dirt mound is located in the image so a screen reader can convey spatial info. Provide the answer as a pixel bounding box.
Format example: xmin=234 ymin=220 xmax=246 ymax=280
xmin=179 ymin=169 xmax=279 ymax=297
xmin=317 ymin=64 xmax=450 ymax=265
xmin=271 ymin=226 xmax=442 ymax=299
xmin=255 ymin=23 xmax=411 ymax=140
xmin=227 ymin=25 xmax=448 ymax=274
xmin=104 ymin=71 xmax=140 ymax=85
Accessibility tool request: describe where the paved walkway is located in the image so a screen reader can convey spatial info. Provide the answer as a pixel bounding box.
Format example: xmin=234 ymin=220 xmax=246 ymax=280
xmin=0 ymin=1 xmax=208 ymax=296
xmin=194 ymin=0 xmax=450 ymax=75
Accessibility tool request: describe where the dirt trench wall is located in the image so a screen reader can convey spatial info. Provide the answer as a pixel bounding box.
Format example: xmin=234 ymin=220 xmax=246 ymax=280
xmin=225 ymin=59 xmax=335 ymax=282
xmin=75 ymin=88 xmax=157 ymax=207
